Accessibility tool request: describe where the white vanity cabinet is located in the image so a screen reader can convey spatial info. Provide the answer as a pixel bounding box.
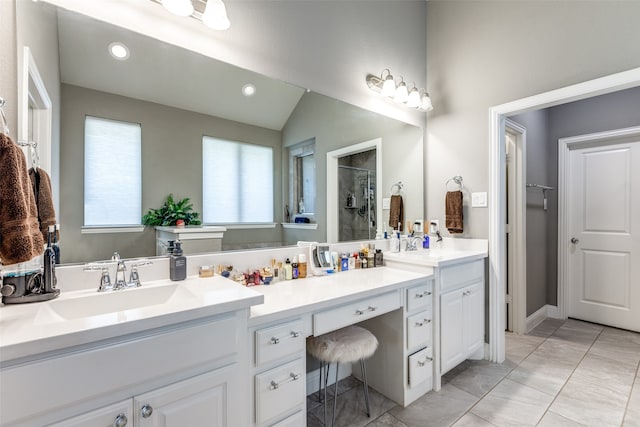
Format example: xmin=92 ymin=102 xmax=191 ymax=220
xmin=2 ymin=312 xmax=249 ymax=427
xmin=439 ymin=260 xmax=485 ymax=375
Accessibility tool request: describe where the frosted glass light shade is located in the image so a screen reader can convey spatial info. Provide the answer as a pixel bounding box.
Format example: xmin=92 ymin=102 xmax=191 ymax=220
xmin=421 ymin=93 xmax=434 ymax=111
xmin=406 ymin=88 xmax=421 ymax=108
xmin=162 ymin=0 xmax=194 ymax=17
xmin=381 ymin=76 xmax=396 ymax=97
xmin=394 ymin=82 xmax=408 ymax=103
xmin=203 ymin=0 xmax=231 ymax=30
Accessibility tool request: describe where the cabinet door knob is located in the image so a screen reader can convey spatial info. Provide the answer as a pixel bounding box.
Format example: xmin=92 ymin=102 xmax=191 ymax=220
xmin=113 ymin=413 xmax=128 ymax=427
xmin=571 ymin=237 xmax=579 ymax=244
xmin=291 ymin=331 xmax=301 ymax=338
xmin=140 ymin=404 xmax=153 ymax=419
xmin=270 ymin=337 xmax=280 ymax=344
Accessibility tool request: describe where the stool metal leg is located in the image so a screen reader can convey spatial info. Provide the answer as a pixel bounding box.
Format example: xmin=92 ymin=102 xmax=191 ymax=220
xmin=360 ymin=358 xmax=371 ymax=417
xmin=323 ymin=362 xmax=328 ymax=425
xmin=331 ymin=362 xmax=340 ymax=427
xmin=318 ymin=361 xmax=324 ymax=403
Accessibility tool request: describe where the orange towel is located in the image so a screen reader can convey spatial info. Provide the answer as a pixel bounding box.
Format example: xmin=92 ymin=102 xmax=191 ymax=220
xmin=446 ymin=191 xmax=463 ymax=234
xmin=29 ymin=167 xmax=58 ymax=243
xmin=388 ymin=194 xmax=404 ymax=231
xmin=0 ymin=133 xmax=44 ymax=265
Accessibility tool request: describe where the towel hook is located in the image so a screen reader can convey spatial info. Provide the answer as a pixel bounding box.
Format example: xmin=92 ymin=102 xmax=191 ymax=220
xmin=391 ymin=181 xmax=403 ymax=195
xmin=446 ymin=176 xmax=463 ymax=191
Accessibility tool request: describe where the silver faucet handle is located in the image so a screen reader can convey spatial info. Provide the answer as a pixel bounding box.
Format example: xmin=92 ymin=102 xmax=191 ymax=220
xmin=129 ymin=266 xmax=141 ymax=287
xmin=111 ymin=252 xmax=121 ymax=262
xmin=99 ymin=268 xmax=113 ymax=292
xmin=114 ymin=259 xmax=127 ymax=289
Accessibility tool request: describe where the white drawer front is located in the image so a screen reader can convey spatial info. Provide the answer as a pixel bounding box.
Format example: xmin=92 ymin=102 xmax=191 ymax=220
xmin=255 ymin=358 xmax=305 ymax=425
xmin=313 ymin=291 xmax=401 ymax=336
xmin=270 ymin=410 xmax=304 ymax=427
xmin=406 ymin=309 xmax=432 ymax=350
xmin=255 ymin=319 xmax=305 ymax=367
xmin=408 ymin=347 xmax=433 ymax=388
xmin=406 ymin=282 xmax=433 ymax=313
xmin=440 ymin=260 xmax=484 ymax=292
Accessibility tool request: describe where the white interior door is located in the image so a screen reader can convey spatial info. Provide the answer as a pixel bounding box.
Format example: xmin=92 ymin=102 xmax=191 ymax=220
xmin=566 ymin=131 xmax=640 ymax=332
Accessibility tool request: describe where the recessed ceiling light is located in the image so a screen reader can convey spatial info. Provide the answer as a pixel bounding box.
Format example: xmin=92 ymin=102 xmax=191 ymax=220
xmin=108 ymin=42 xmax=130 ymax=60
xmin=242 ymin=84 xmax=256 ymax=97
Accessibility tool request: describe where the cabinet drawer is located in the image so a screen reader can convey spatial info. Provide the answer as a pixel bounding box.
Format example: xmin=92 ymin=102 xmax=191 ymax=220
xmin=408 ymin=347 xmax=433 ymax=388
xmin=255 ymin=319 xmax=305 ymax=366
xmin=271 ymin=410 xmax=304 ymax=427
xmin=406 ymin=309 xmax=432 ymax=350
xmin=255 ymin=358 xmax=305 ymax=425
xmin=440 ymin=260 xmax=484 ymax=292
xmin=313 ymin=291 xmax=401 ymax=336
xmin=406 ymin=282 xmax=432 ymax=313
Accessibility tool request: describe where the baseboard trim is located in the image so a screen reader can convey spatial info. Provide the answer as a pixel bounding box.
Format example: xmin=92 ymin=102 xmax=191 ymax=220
xmin=306 ymin=363 xmax=352 ymax=396
xmin=525 ymin=304 xmax=563 ymax=332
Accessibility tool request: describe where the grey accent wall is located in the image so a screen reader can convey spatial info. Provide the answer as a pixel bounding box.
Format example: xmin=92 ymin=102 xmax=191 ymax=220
xmin=0 ymin=1 xmax=18 ymax=133
xmin=60 ymin=84 xmax=282 ymax=263
xmin=426 ymin=1 xmax=640 ymax=239
xmin=281 ymin=91 xmax=423 ymax=246
xmin=510 ymin=109 xmax=553 ymax=316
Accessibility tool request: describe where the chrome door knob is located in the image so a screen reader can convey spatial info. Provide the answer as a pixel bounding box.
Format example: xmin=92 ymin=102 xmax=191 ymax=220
xmin=113 ymin=413 xmax=128 ymax=427
xmin=140 ymin=404 xmax=153 ymax=418
xmin=571 ymin=238 xmax=579 ymax=244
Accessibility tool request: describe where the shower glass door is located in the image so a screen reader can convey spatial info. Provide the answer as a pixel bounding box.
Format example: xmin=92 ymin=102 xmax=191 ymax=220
xmin=338 ymin=165 xmax=377 ymax=241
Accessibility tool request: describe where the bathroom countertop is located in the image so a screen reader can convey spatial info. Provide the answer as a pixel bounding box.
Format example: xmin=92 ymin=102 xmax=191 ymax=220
xmin=0 ymin=276 xmax=263 ymax=363
xmin=384 ymin=237 xmax=488 ymax=267
xmin=248 ymin=266 xmax=434 ymax=326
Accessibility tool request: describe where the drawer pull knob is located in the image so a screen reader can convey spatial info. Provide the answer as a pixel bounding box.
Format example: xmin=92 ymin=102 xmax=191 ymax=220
xmin=415 ymin=319 xmax=431 ymax=327
xmin=270 ymin=372 xmax=301 ymax=390
xmin=463 ymin=290 xmax=471 ymax=296
xmin=417 ymin=357 xmax=433 ymax=367
xmin=140 ymin=404 xmax=153 ymax=419
xmin=368 ymin=306 xmax=377 ymax=312
xmin=355 ymin=309 xmax=365 ymax=315
xmin=291 ymin=331 xmax=301 ymax=338
xmin=271 ymin=337 xmax=280 ymax=344
xmin=113 ymin=413 xmax=128 ymax=427
xmin=415 ymin=291 xmax=432 ymax=298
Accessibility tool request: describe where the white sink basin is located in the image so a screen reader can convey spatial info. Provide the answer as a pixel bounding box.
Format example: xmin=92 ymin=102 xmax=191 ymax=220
xmin=46 ymin=284 xmax=196 ymax=320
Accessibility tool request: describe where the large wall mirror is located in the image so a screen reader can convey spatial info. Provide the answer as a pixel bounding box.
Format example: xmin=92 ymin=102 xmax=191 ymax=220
xmin=16 ymin=1 xmax=423 ymax=264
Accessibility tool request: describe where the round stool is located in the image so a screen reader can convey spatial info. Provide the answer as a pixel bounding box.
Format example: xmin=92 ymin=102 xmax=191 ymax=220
xmin=307 ymin=325 xmax=378 ymax=426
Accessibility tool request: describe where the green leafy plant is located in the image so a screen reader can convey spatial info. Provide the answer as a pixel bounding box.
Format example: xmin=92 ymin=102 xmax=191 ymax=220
xmin=142 ymin=194 xmax=201 ymax=226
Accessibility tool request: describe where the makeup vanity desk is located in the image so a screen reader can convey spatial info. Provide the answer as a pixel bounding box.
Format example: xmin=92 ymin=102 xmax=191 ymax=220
xmin=246 ymin=267 xmax=435 ymax=427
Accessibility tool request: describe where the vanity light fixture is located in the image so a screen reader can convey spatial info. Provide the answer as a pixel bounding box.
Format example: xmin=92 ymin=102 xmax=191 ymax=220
xmin=242 ymin=83 xmax=256 ymax=97
xmin=108 ymin=42 xmax=130 ymax=60
xmin=154 ymin=0 xmax=231 ymax=30
xmin=366 ymin=69 xmax=434 ymax=112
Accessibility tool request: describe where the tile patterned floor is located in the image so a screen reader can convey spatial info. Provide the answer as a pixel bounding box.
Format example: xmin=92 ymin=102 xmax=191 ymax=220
xmin=307 ymin=318 xmax=640 ymax=426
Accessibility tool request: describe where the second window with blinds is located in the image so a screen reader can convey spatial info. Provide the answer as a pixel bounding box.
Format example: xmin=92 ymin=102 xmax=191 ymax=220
xmin=202 ymin=136 xmax=274 ymax=224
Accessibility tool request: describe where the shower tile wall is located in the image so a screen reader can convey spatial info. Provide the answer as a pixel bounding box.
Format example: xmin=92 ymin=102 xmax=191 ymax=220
xmin=338 ymin=150 xmax=376 ymax=241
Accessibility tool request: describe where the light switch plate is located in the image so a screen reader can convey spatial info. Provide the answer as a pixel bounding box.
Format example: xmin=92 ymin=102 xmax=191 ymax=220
xmin=382 ymin=197 xmax=391 ymax=209
xmin=472 ymin=192 xmax=488 ymax=208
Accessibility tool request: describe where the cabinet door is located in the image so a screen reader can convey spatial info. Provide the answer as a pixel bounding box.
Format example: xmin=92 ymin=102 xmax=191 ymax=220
xmin=463 ymin=281 xmax=485 ymax=356
xmin=440 ymin=289 xmax=465 ymax=374
xmin=134 ymin=366 xmax=236 ymax=427
xmin=47 ymin=399 xmax=132 ymax=427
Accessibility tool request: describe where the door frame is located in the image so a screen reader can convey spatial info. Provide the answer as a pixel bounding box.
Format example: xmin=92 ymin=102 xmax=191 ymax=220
xmin=558 ymin=125 xmax=640 ymax=319
xmin=505 ymin=119 xmax=527 ymax=335
xmin=488 ymin=67 xmax=640 ymax=363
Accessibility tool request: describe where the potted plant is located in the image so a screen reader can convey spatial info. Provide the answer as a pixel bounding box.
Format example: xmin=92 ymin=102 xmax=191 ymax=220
xmin=142 ymin=194 xmax=202 ymax=227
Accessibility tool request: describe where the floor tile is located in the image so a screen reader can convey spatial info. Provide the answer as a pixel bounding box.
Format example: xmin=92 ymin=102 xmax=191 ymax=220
xmin=589 ymin=327 xmax=640 ymax=368
xmin=470 ymin=378 xmax=554 ymax=426
xmin=572 ymin=353 xmax=637 ymax=397
xmin=451 ymin=412 xmax=495 ymax=426
xmin=537 ymin=410 xmax=586 ymax=426
xmin=550 ymin=371 xmax=629 ymax=426
xmin=623 ymin=378 xmax=640 ymax=427
xmin=308 ymin=384 xmax=397 ymax=427
xmin=530 ymin=335 xmax=588 ymax=365
xmin=547 ymin=322 xmax=601 ymax=349
xmin=389 ymin=384 xmax=478 ymax=427
xmin=507 ymin=351 xmax=575 ymax=396
xmin=504 ymin=333 xmax=544 ymax=364
xmin=447 ymin=359 xmax=514 ymax=398
xmin=528 ymin=317 xmax=564 ymax=338
xmin=365 ymin=413 xmax=410 ymax=427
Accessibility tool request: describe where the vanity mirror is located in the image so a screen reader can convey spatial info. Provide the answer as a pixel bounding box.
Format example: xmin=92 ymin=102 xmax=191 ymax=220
xmin=16 ymin=1 xmax=423 ymax=264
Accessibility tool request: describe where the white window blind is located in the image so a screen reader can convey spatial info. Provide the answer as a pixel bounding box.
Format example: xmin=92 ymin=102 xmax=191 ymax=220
xmin=84 ymin=116 xmax=141 ymax=227
xmin=203 ymin=136 xmax=273 ymax=223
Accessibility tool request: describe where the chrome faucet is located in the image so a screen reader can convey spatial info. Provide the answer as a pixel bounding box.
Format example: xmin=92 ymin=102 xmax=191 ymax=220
xmin=84 ymin=255 xmax=152 ymax=292
xmin=112 ymin=252 xmax=128 ymax=290
xmin=405 ymin=236 xmax=423 ymax=251
xmin=435 ymin=230 xmax=443 ymax=243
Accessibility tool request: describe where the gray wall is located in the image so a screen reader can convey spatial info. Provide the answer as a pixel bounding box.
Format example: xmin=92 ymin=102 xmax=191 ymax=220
xmin=511 ymin=86 xmax=640 ymax=316
xmin=0 ymin=1 xmax=18 ymax=133
xmin=281 ymin=91 xmax=423 ymax=246
xmin=60 ymin=84 xmax=282 ymax=262
xmin=426 ymin=1 xmax=640 ymax=239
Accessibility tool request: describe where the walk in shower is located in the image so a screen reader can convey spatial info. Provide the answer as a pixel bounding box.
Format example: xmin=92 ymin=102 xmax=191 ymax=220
xmin=338 ymin=164 xmax=377 ymax=241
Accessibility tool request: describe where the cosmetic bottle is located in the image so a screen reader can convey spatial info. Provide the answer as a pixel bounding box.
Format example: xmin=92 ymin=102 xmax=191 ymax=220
xmin=170 ymin=240 xmax=187 ymax=281
xmin=423 ymin=235 xmax=430 ymax=249
xmin=292 ymin=257 xmax=299 ymax=279
xmin=361 ymin=252 xmax=368 ymax=269
xmin=341 ymin=254 xmax=349 ymax=271
xmin=375 ymin=249 xmax=383 ymax=267
xmin=298 ymin=254 xmax=307 ymax=278
xmin=390 ymin=231 xmax=400 ymax=253
xmin=284 ymin=258 xmax=293 ymax=280
xmin=271 ymin=259 xmax=280 ymax=282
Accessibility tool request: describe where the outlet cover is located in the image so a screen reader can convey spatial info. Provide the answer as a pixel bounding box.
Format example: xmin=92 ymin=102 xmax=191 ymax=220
xmin=472 ymin=192 xmax=488 ymax=208
xmin=382 ymin=197 xmax=391 ymax=209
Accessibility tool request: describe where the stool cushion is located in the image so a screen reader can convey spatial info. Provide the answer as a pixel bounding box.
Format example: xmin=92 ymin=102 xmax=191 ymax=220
xmin=307 ymin=325 xmax=378 ymax=364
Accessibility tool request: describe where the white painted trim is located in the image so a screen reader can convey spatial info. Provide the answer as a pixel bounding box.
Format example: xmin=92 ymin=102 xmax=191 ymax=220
xmin=546 ymin=305 xmax=561 ymax=319
xmin=505 ymin=119 xmax=527 ymax=335
xmin=557 ymin=126 xmax=640 ymax=320
xmin=525 ymin=305 xmax=549 ymax=333
xmin=326 ymin=139 xmax=383 ymax=243
xmin=488 ymin=66 xmax=640 ymax=364
xmin=281 ymin=223 xmax=319 ymax=230
xmin=81 ymin=226 xmax=145 ymax=234
xmin=212 ymin=223 xmax=277 ymax=230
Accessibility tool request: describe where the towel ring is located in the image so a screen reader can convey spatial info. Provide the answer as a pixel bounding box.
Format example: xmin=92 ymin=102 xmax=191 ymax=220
xmin=446 ymin=176 xmax=463 ymax=191
xmin=391 ymin=181 xmax=403 ymax=195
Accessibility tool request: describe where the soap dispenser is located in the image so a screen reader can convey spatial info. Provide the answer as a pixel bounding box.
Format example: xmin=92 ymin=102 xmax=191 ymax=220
xmin=170 ymin=240 xmax=187 ymax=281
